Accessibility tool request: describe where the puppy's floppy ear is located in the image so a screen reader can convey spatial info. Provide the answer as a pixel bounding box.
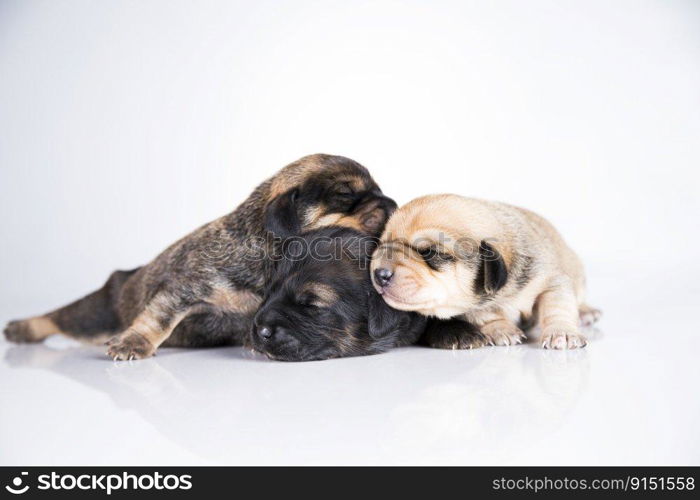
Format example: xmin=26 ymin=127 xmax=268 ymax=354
xmin=264 ymin=188 xmax=301 ymax=238
xmin=476 ymin=240 xmax=508 ymax=295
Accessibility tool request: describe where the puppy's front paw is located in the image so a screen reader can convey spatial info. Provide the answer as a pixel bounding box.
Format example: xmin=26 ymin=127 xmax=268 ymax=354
xmin=425 ymin=331 xmax=489 ymax=350
xmin=106 ymin=332 xmax=156 ymax=361
xmin=540 ymin=327 xmax=587 ymax=349
xmin=421 ymin=319 xmax=488 ymax=350
xmin=480 ymin=321 xmax=526 ymax=346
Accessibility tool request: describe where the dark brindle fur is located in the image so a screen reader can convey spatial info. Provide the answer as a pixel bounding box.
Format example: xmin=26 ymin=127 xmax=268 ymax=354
xmin=3 ymin=154 xmax=397 ymax=360
xmin=250 ymin=227 xmax=427 ymax=361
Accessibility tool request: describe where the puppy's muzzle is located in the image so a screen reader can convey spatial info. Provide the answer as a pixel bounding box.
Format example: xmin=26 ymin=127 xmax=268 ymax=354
xmin=252 ymin=306 xmax=289 ymax=343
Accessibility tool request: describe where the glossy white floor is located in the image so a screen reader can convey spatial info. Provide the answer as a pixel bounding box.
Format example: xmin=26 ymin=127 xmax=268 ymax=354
xmin=1 ymin=262 xmax=698 ymax=466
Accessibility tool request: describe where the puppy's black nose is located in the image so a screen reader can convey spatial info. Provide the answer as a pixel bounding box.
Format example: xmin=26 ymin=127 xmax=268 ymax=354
xmin=374 ymin=268 xmax=393 ymax=287
xmin=257 ymin=325 xmax=274 ymax=340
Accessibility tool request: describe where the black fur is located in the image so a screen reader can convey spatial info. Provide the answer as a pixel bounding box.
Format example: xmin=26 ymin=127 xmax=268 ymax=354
xmin=512 ymin=253 xmax=533 ymax=290
xmin=49 ymin=268 xmax=139 ymax=338
xmin=475 ymin=240 xmax=508 ymax=295
xmin=264 ymin=188 xmax=302 ymax=238
xmin=250 ymin=227 xmax=426 ymax=361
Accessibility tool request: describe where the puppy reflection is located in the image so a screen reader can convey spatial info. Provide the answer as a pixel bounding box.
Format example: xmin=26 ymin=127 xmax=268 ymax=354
xmin=250 ymin=227 xmax=427 ymax=361
xmin=3 ymin=337 xmax=590 ymax=463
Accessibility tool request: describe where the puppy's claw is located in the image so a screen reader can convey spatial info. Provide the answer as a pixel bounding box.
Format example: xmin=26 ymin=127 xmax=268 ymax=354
xmin=540 ymin=328 xmax=587 ymax=350
xmin=481 ymin=322 xmax=524 ymax=347
xmin=105 ymin=331 xmax=156 ymax=361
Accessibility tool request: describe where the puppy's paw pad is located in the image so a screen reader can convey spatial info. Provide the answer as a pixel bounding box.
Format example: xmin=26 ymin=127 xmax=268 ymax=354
xmin=3 ymin=320 xmax=41 ymax=343
xmin=105 ymin=332 xmax=155 ymax=361
xmin=540 ymin=329 xmax=587 ymax=350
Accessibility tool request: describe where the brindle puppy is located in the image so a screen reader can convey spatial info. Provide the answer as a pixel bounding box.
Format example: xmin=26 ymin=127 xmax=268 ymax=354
xmin=250 ymin=227 xmax=427 ymax=361
xmin=3 ymin=154 xmax=397 ymax=360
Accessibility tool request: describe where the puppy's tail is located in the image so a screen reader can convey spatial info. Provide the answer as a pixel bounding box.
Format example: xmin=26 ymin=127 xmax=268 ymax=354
xmin=3 ymin=268 xmax=140 ymax=345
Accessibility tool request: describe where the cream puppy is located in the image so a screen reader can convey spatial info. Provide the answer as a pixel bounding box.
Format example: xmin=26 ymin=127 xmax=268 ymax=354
xmin=370 ymin=195 xmax=600 ymax=350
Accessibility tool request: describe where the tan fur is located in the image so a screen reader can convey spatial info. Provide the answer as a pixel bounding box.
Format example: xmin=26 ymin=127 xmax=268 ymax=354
xmin=268 ymin=154 xmax=327 ymax=199
xmin=267 ymin=155 xmax=370 ymax=199
xmin=107 ymin=285 xmax=265 ymax=360
xmin=206 ymin=286 xmax=263 ymax=313
xmin=302 ymin=282 xmax=339 ymax=308
xmin=371 ymin=195 xmax=599 ymax=350
xmin=8 ymin=315 xmax=118 ymax=346
xmin=306 ymin=206 xmax=387 ymax=233
xmin=304 ymin=207 xmax=345 ymax=230
xmin=302 ymin=174 xmax=379 ymax=232
xmin=312 ymin=213 xmax=365 ymax=232
xmin=25 ymin=317 xmax=62 ymax=341
xmin=107 ymin=293 xmax=187 ymax=359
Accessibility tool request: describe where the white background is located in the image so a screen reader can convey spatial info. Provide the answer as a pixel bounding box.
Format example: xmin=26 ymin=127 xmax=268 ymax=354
xmin=1 ymin=0 xmax=699 ymax=465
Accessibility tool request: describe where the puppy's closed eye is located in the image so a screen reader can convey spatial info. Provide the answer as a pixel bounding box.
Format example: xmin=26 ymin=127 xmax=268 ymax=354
xmin=328 ymin=184 xmax=357 ymax=210
xmin=333 ymin=184 xmax=354 ymax=197
xmin=296 ymin=292 xmax=319 ymax=307
xmin=417 ymin=246 xmax=455 ymax=271
xmin=296 ymin=293 xmax=331 ymax=308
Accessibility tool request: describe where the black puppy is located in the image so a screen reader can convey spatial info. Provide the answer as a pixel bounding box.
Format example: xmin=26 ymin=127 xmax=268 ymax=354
xmin=250 ymin=227 xmax=427 ymax=361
